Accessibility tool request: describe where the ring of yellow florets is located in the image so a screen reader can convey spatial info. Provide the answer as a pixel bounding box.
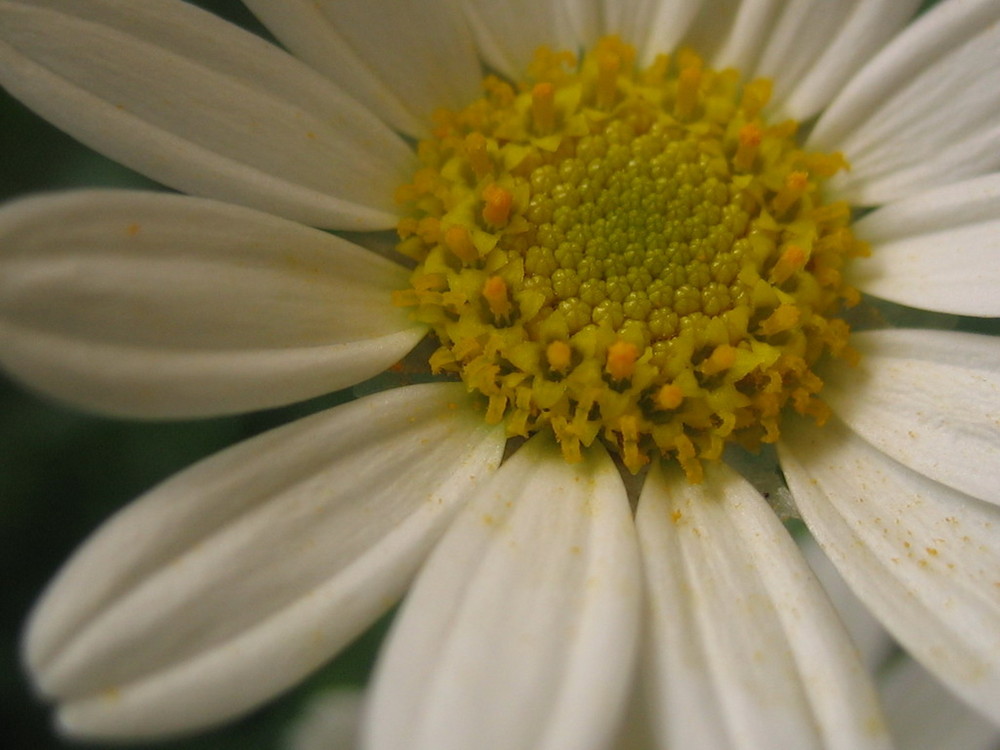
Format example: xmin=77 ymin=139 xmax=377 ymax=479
xmin=393 ymin=37 xmax=867 ymax=481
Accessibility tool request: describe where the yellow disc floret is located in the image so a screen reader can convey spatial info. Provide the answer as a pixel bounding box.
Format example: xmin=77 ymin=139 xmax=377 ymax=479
xmin=395 ymin=37 xmax=868 ymax=481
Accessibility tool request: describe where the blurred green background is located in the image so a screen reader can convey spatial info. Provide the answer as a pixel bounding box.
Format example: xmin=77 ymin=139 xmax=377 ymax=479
xmin=0 ymin=2 xmax=385 ymax=748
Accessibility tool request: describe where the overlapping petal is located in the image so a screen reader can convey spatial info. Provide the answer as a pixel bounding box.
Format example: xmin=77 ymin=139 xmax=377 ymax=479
xmin=24 ymin=383 xmax=505 ymax=739
xmin=809 ymin=0 xmax=1000 ymax=204
xmin=0 ymin=191 xmax=425 ymax=417
xmin=604 ymin=0 xmax=702 ymax=66
xmin=364 ymin=435 xmax=641 ymax=750
xmin=780 ymin=416 xmax=1000 ymax=726
xmin=243 ymin=0 xmax=480 ymax=138
xmin=636 ymin=461 xmax=890 ymax=750
xmin=849 ymin=175 xmax=1000 ymax=316
xmin=0 ymin=0 xmax=413 ymax=229
xmin=762 ymin=0 xmax=921 ymax=120
xmin=823 ymin=329 xmax=1000 ymax=505
xmin=463 ymin=0 xmax=601 ymax=79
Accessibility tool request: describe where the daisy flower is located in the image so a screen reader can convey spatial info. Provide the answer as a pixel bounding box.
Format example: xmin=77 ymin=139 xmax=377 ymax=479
xmin=1 ymin=1 xmax=999 ymax=748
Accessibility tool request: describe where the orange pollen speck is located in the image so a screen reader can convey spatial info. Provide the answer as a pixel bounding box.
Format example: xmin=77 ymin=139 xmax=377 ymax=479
xmin=605 ymin=340 xmax=639 ymax=381
xmin=546 ymin=340 xmax=573 ymax=372
xmin=482 ymin=183 xmax=513 ymax=226
xmin=483 ymin=275 xmax=512 ymax=318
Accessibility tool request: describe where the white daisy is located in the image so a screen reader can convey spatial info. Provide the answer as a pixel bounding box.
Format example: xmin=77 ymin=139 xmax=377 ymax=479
xmin=1 ymin=1 xmax=998 ymax=749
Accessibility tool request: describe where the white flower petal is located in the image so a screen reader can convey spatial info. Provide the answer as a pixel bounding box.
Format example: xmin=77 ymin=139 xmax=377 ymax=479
xmin=25 ymin=383 xmax=505 ymax=739
xmin=799 ymin=535 xmax=894 ymax=673
xmin=604 ymin=0 xmax=702 ymax=65
xmin=851 ymin=225 xmax=1000 ymax=317
xmin=808 ymin=0 xmax=1000 ymax=205
xmin=463 ymin=0 xmax=601 ymax=79
xmin=751 ymin=1 xmax=857 ymax=114
xmin=243 ymin=0 xmax=480 ymax=138
xmin=775 ymin=0 xmax=922 ymax=120
xmin=0 ymin=191 xmax=425 ymax=418
xmin=779 ymin=416 xmax=1000 ymax=726
xmin=708 ymin=0 xmax=783 ymax=73
xmin=364 ymin=435 xmax=641 ymax=750
xmin=853 ymin=173 xmax=1000 ymax=243
xmin=637 ymin=461 xmax=890 ymax=750
xmin=880 ymin=657 xmax=1000 ymax=750
xmin=0 ymin=0 xmax=413 ymax=229
xmin=823 ymin=329 xmax=1000 ymax=505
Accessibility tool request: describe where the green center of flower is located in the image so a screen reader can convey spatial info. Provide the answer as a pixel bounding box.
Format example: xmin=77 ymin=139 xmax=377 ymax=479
xmin=394 ymin=37 xmax=867 ymax=481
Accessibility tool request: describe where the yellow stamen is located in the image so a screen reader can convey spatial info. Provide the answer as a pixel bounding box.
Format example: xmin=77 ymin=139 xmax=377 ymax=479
xmin=444 ymin=225 xmax=479 ymax=264
xmin=596 ymin=49 xmax=621 ymax=110
xmin=734 ymin=123 xmax=762 ymax=172
xmin=769 ymin=244 xmax=807 ymax=284
xmin=605 ymin=340 xmax=639 ymax=381
xmin=481 ymin=184 xmax=513 ymax=227
xmin=656 ymin=383 xmax=684 ymax=410
xmin=464 ymin=132 xmax=492 ymax=177
xmin=546 ymin=340 xmax=573 ymax=372
xmin=772 ymin=171 xmax=809 ymax=215
xmin=674 ymin=65 xmax=701 ymax=120
xmin=483 ymin=275 xmax=512 ymax=319
xmin=531 ymin=82 xmax=556 ymax=134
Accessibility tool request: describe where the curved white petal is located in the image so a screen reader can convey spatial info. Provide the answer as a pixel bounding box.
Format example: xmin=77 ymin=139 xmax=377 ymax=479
xmin=775 ymin=0 xmax=921 ymax=120
xmin=853 ymin=173 xmax=1000 ymax=243
xmin=880 ymin=657 xmax=1000 ymax=750
xmin=244 ymin=0 xmax=480 ymax=138
xmin=851 ymin=227 xmax=1000 ymax=317
xmin=779 ymin=415 xmax=1000 ymax=726
xmin=751 ymin=1 xmax=856 ymax=115
xmin=0 ymin=191 xmax=426 ymax=418
xmin=799 ymin=535 xmax=893 ymax=673
xmin=809 ymin=0 xmax=1000 ymax=205
xmin=637 ymin=461 xmax=890 ymax=750
xmin=823 ymin=329 xmax=1000 ymax=505
xmin=603 ymin=0 xmax=702 ymax=65
xmin=0 ymin=0 xmax=413 ymax=229
xmin=24 ymin=383 xmax=505 ymax=739
xmin=463 ymin=0 xmax=601 ymax=79
xmin=708 ymin=0 xmax=783 ymax=73
xmin=364 ymin=435 xmax=641 ymax=750
xmin=850 ymin=174 xmax=1000 ymax=317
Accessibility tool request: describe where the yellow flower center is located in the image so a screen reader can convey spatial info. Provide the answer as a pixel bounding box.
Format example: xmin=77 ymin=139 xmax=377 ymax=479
xmin=393 ymin=37 xmax=867 ymax=481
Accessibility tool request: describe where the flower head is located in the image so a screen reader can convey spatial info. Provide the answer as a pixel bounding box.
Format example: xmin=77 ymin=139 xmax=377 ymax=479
xmin=1 ymin=1 xmax=999 ymax=748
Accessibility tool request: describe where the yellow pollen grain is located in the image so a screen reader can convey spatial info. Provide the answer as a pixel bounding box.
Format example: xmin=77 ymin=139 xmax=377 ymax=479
xmin=394 ymin=36 xmax=864 ymax=479
xmin=605 ymin=340 xmax=639 ymax=381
